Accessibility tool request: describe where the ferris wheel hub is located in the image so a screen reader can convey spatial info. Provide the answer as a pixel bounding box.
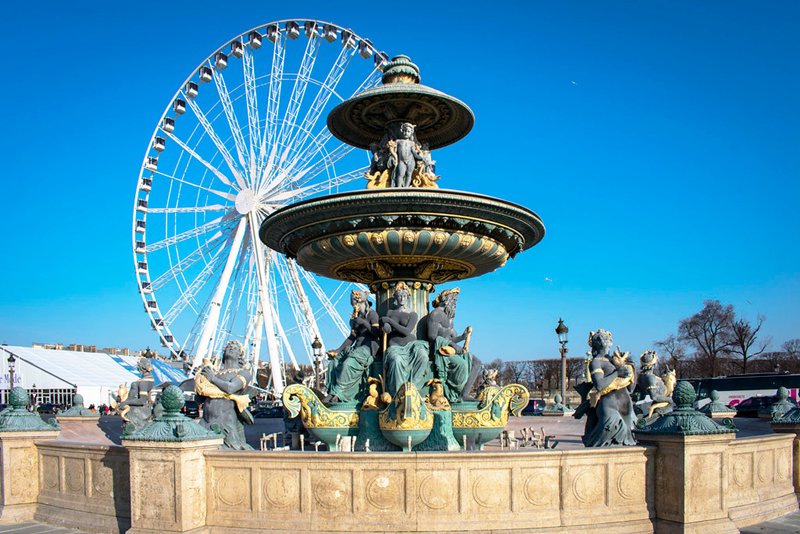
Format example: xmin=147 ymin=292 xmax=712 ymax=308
xmin=235 ymin=188 xmax=258 ymax=214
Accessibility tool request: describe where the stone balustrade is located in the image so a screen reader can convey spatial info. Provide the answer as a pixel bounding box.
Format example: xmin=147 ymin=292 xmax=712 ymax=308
xmin=0 ymin=428 xmax=797 ymax=532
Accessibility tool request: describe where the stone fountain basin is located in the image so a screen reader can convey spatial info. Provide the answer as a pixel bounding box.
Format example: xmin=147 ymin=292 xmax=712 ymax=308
xmin=259 ymin=189 xmax=545 ymax=285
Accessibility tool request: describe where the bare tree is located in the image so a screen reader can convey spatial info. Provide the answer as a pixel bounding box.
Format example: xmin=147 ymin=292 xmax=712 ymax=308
xmin=784 ymin=339 xmax=800 ymax=359
xmin=729 ymin=315 xmax=770 ymax=373
xmin=654 ymin=334 xmax=688 ymax=375
xmin=678 ymin=300 xmax=735 ymax=377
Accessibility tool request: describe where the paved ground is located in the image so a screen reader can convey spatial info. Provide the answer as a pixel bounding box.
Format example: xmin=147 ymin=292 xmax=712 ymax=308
xmin=54 ymin=412 xmax=769 ymax=451
xmin=4 ymin=513 xmax=800 ymax=533
xmin=740 ymin=511 xmax=800 ymax=533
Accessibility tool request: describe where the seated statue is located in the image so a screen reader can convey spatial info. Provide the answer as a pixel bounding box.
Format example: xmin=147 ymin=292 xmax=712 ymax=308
xmin=381 ymin=282 xmax=432 ymax=399
xmin=427 ymin=288 xmax=478 ymax=403
xmin=633 ymin=350 xmax=676 ymax=419
xmin=326 ymin=290 xmax=381 ymax=403
xmin=196 ymin=340 xmax=253 ymax=450
xmin=118 ymin=357 xmax=155 ymax=431
xmin=575 ymin=329 xmax=637 ymax=447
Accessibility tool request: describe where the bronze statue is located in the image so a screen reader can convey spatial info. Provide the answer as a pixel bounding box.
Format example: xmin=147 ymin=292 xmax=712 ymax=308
xmin=575 ymin=329 xmax=636 ymax=447
xmin=427 ymin=288 xmax=477 ymax=403
xmin=365 ymin=122 xmax=438 ymax=189
xmin=381 ymin=282 xmax=431 ymax=399
xmin=326 ymin=290 xmax=381 ymax=403
xmin=633 ymin=350 xmax=676 ymax=419
xmin=118 ymin=357 xmax=155 ymax=431
xmin=196 ymin=340 xmax=253 ymax=450
xmin=390 ymin=122 xmax=426 ymax=187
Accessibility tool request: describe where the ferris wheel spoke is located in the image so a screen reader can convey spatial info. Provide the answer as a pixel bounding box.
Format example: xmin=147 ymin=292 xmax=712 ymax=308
xmin=272 ymin=301 xmax=300 ymax=371
xmin=351 ymin=68 xmax=383 ymax=97
xmin=274 ymin=255 xmax=313 ymax=348
xmin=297 ymin=264 xmax=350 ymax=336
xmin=145 ymin=215 xmax=230 ymax=253
xmin=146 ymin=204 xmax=230 ymax=214
xmin=184 ymin=96 xmax=246 ymax=185
xmin=291 ymin=142 xmax=359 ymax=190
xmin=211 ymin=67 xmax=251 ymax=188
xmin=291 ymin=166 xmax=368 ymax=201
xmin=212 ymin=241 xmax=251 ymax=356
xmin=273 ymin=34 xmax=322 ymax=173
xmin=242 ymin=47 xmax=261 ymax=183
xmin=165 ymin=132 xmax=238 ymax=191
xmin=154 ymin=170 xmax=236 ymax=202
xmin=258 ymin=33 xmax=285 ymax=179
xmin=284 ymin=45 xmax=357 ymax=167
xmin=151 ymin=229 xmax=231 ymax=292
xmin=162 ymin=247 xmax=225 ymax=325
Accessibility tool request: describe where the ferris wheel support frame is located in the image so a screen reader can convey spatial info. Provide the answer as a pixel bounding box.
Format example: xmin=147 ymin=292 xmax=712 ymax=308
xmin=192 ymin=217 xmax=248 ymax=368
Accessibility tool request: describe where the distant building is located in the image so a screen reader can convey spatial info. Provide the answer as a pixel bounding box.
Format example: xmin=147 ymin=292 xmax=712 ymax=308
xmin=32 ymin=342 xmax=130 ymax=356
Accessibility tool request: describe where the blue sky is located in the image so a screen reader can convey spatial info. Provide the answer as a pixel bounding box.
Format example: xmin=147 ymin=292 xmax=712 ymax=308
xmin=0 ymin=1 xmax=797 ymax=361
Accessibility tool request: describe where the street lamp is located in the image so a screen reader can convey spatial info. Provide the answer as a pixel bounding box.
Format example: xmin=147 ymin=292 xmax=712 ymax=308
xmin=555 ymin=319 xmax=569 ymax=402
xmin=311 ymin=337 xmax=323 ymax=391
xmin=7 ymin=353 xmax=16 ymax=391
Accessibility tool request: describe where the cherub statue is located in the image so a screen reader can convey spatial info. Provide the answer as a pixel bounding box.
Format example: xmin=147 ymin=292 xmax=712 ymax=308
xmin=390 ymin=122 xmax=426 ymax=187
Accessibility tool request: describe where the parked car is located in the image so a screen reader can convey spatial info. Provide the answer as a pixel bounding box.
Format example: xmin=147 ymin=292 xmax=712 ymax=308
xmin=37 ymin=403 xmax=58 ymax=414
xmin=253 ymin=405 xmax=284 ymax=419
xmin=180 ymin=400 xmax=200 ymax=418
xmin=734 ymin=395 xmax=796 ymax=418
xmin=521 ymin=399 xmax=545 ymax=416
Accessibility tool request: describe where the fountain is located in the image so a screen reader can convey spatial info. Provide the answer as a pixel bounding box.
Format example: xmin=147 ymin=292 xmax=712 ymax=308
xmin=259 ymin=55 xmax=543 ymax=451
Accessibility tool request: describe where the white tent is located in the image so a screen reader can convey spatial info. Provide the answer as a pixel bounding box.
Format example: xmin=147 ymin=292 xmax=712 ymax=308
xmin=0 ymin=345 xmax=189 ymax=408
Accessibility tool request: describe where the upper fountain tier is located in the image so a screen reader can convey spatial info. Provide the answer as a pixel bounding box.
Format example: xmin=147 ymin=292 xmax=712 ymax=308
xmin=327 ymin=55 xmax=475 ymax=150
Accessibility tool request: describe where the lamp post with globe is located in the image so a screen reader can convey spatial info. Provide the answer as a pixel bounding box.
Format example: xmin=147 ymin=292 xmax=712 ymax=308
xmin=555 ymin=319 xmax=569 ymax=403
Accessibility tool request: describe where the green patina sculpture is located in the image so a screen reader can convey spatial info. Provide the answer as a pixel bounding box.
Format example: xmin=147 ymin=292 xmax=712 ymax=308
xmin=574 ymin=329 xmax=637 ymax=447
xmin=635 ymin=381 xmax=737 ymax=436
xmin=58 ymin=393 xmax=97 ymax=417
xmin=118 ymin=357 xmax=155 ymax=432
xmin=0 ymin=387 xmax=59 ymax=432
xmin=543 ymin=394 xmax=572 ymax=414
xmin=381 ymin=282 xmax=431 ymax=399
xmin=326 ymin=290 xmax=381 ymax=403
xmin=760 ymin=387 xmax=796 ymax=420
xmin=124 ymin=385 xmax=221 ymax=442
xmin=699 ymin=390 xmax=736 ymax=417
xmin=632 ymin=350 xmax=676 ymax=421
xmin=195 ymin=341 xmax=254 ymax=450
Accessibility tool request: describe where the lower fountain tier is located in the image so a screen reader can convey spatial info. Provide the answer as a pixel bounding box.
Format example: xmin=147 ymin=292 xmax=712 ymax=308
xmin=259 ymin=189 xmax=545 ymax=285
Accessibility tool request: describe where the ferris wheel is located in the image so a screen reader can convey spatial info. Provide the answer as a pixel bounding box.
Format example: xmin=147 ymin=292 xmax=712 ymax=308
xmin=132 ymin=20 xmax=387 ymax=393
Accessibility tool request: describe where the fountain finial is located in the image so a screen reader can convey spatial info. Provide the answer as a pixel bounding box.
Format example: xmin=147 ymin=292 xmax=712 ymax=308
xmin=382 ymin=55 xmax=421 ymax=85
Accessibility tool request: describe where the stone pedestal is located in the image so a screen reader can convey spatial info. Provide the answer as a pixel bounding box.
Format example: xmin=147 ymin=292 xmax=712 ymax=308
xmin=636 ymin=432 xmax=738 ymax=533
xmin=124 ymin=438 xmax=222 ymax=534
xmin=0 ymin=429 xmax=60 ymax=523
xmin=771 ymin=422 xmax=800 ymax=494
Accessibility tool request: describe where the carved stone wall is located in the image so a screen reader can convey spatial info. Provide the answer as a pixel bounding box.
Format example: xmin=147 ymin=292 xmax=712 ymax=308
xmin=0 ymin=430 xmax=59 ymax=523
xmin=124 ymin=438 xmax=221 ymax=534
xmin=34 ymin=442 xmax=130 ymax=534
xmin=204 ymin=448 xmax=654 ymax=533
xmin=727 ymin=434 xmax=797 ymax=527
